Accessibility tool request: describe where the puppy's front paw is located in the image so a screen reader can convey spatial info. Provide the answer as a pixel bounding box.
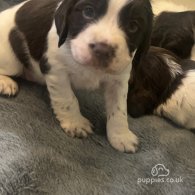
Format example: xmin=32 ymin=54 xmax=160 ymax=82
xmin=61 ymin=116 xmax=93 ymax=138
xmin=0 ymin=76 xmax=18 ymax=96
xmin=108 ymin=130 xmax=138 ymax=153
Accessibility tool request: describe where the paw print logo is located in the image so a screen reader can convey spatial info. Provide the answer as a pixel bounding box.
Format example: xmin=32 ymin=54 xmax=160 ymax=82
xmin=151 ymin=164 xmax=170 ymax=177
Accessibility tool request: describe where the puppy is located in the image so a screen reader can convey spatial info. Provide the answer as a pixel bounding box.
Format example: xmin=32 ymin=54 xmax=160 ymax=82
xmin=0 ymin=0 xmax=153 ymax=153
xmin=128 ymin=47 xmax=195 ymax=130
xmin=151 ymin=1 xmax=195 ymax=60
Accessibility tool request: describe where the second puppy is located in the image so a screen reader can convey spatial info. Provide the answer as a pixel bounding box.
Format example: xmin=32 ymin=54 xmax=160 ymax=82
xmin=151 ymin=1 xmax=195 ymax=60
xmin=128 ymin=47 xmax=195 ymax=130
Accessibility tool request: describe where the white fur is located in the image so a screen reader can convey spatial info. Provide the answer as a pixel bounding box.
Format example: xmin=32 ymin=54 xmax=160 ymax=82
xmin=155 ymin=70 xmax=195 ymax=129
xmin=0 ymin=2 xmax=27 ymax=77
xmin=104 ymin=67 xmax=138 ymax=152
xmin=0 ymin=0 xmax=138 ymax=152
xmin=0 ymin=75 xmax=18 ymax=96
xmin=164 ymin=54 xmax=183 ymax=78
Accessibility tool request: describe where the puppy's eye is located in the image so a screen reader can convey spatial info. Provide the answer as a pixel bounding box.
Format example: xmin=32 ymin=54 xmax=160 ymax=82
xmin=128 ymin=21 xmax=138 ymax=33
xmin=82 ymin=6 xmax=95 ymax=19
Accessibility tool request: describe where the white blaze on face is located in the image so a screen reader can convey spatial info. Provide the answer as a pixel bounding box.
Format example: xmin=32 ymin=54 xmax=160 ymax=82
xmin=70 ymin=0 xmax=132 ymax=74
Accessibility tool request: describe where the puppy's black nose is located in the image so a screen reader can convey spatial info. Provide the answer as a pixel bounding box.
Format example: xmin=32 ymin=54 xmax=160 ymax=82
xmin=89 ymin=42 xmax=115 ymax=59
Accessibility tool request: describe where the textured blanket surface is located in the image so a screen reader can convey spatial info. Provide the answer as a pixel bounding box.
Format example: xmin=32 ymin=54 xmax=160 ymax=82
xmin=0 ymin=1 xmax=195 ymax=195
xmin=0 ymin=80 xmax=194 ymax=195
xmin=0 ymin=0 xmax=24 ymax=11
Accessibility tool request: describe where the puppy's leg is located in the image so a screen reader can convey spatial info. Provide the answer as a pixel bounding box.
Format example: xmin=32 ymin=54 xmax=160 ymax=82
xmin=0 ymin=59 xmax=22 ymax=97
xmin=104 ymin=77 xmax=138 ymax=153
xmin=0 ymin=29 xmax=23 ymax=96
xmin=0 ymin=52 xmax=21 ymax=96
xmin=0 ymin=75 xmax=18 ymax=96
xmin=45 ymin=70 xmax=93 ymax=138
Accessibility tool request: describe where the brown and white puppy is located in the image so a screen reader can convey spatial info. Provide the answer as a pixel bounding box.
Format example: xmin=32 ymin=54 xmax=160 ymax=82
xmin=0 ymin=0 xmax=153 ymax=152
xmin=127 ymin=1 xmax=195 ymax=130
xmin=128 ymin=47 xmax=195 ymax=130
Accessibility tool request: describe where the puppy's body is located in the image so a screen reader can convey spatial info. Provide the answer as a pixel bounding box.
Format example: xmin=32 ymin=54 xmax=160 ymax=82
xmin=155 ymin=69 xmax=195 ymax=129
xmin=151 ymin=1 xmax=195 ymax=60
xmin=140 ymin=1 xmax=195 ymax=129
xmin=0 ymin=0 xmax=153 ymax=152
xmin=128 ymin=47 xmax=195 ymax=130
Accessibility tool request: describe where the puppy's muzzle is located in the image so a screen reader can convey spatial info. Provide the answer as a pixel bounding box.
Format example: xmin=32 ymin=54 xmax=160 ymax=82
xmin=89 ymin=42 xmax=116 ymax=67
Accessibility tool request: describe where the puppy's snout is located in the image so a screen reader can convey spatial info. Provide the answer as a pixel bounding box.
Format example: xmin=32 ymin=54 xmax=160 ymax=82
xmin=89 ymin=42 xmax=115 ymax=60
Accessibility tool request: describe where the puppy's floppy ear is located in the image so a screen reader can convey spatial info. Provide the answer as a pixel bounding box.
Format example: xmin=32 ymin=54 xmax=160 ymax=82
xmin=132 ymin=0 xmax=153 ymax=68
xmin=55 ymin=0 xmax=77 ymax=47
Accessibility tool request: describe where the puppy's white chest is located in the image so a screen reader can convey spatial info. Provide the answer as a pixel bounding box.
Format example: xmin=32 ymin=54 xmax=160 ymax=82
xmin=68 ymin=68 xmax=103 ymax=90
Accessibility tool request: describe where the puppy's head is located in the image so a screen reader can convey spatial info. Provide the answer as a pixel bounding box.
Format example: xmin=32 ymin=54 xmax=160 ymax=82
xmin=151 ymin=11 xmax=195 ymax=59
xmin=55 ymin=0 xmax=153 ymax=74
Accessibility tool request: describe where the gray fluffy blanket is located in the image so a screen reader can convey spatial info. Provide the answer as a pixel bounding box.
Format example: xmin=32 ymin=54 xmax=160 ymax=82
xmin=0 ymin=1 xmax=195 ymax=195
xmin=0 ymin=80 xmax=195 ymax=195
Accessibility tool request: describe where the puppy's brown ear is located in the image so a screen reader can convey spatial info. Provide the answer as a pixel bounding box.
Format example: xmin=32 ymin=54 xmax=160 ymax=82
xmin=55 ymin=0 xmax=76 ymax=47
xmin=132 ymin=0 xmax=153 ymax=68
